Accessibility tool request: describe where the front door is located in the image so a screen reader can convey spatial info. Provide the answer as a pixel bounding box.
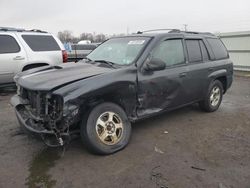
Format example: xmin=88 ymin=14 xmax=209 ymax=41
xmin=137 ymin=38 xmax=189 ymax=117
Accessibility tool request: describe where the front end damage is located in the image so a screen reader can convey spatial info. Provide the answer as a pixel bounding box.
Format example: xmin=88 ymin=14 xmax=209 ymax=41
xmin=11 ymin=86 xmax=80 ymax=147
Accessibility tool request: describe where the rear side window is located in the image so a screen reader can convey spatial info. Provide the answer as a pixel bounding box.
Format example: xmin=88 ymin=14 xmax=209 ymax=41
xmin=206 ymin=38 xmax=228 ymax=60
xmin=152 ymin=39 xmax=185 ymax=67
xmin=22 ymin=35 xmax=60 ymax=51
xmin=186 ymin=40 xmax=202 ymax=63
xmin=0 ymin=35 xmax=20 ymax=53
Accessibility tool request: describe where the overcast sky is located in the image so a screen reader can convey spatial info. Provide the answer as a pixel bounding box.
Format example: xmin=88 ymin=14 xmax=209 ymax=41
xmin=1 ymin=0 xmax=250 ymax=36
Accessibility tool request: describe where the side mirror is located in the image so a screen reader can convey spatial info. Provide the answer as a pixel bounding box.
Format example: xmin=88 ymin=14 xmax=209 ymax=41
xmin=143 ymin=58 xmax=166 ymax=71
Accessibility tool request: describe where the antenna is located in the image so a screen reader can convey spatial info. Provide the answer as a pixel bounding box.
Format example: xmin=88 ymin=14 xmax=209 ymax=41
xmin=183 ymin=24 xmax=188 ymax=31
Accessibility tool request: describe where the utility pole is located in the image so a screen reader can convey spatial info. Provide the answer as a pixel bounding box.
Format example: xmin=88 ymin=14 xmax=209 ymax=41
xmin=184 ymin=24 xmax=188 ymax=31
xmin=126 ymin=26 xmax=129 ymax=35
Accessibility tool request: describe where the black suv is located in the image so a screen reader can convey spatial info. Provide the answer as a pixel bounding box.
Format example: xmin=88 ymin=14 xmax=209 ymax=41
xmin=11 ymin=29 xmax=233 ymax=154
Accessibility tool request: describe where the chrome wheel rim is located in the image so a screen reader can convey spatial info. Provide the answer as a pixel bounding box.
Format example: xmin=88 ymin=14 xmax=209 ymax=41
xmin=210 ymin=86 xmax=221 ymax=107
xmin=95 ymin=111 xmax=123 ymax=145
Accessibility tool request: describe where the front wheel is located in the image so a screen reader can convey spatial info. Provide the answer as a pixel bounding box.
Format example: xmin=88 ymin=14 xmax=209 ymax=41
xmin=80 ymin=102 xmax=131 ymax=155
xmin=199 ymin=80 xmax=223 ymax=112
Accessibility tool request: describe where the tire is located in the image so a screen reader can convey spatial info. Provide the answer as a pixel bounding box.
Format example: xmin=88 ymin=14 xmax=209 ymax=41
xmin=80 ymin=102 xmax=131 ymax=155
xmin=199 ymin=80 xmax=223 ymax=112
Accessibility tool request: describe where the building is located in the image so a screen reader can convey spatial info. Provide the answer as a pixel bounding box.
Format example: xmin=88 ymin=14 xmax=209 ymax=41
xmin=218 ymin=31 xmax=250 ymax=71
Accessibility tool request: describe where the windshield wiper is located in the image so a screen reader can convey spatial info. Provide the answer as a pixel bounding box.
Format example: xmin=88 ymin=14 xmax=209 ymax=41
xmin=85 ymin=57 xmax=92 ymax=62
xmin=82 ymin=57 xmax=97 ymax=64
xmin=93 ymin=60 xmax=116 ymax=68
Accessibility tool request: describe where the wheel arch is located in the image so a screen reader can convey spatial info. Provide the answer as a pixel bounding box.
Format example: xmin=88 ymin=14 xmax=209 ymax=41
xmin=22 ymin=63 xmax=49 ymax=71
xmin=215 ymin=76 xmax=227 ymax=93
xmin=208 ymin=69 xmax=228 ymax=93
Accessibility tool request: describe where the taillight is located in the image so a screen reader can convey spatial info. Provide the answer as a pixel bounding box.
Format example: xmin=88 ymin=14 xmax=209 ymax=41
xmin=62 ymin=50 xmax=68 ymax=63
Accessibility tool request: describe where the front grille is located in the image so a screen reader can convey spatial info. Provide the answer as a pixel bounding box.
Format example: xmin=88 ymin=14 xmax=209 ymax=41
xmin=20 ymin=87 xmax=46 ymax=117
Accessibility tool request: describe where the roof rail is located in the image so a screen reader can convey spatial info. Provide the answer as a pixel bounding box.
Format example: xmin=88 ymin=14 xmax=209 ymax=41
xmin=184 ymin=31 xmax=214 ymax=36
xmin=136 ymin=29 xmax=214 ymax=36
xmin=0 ymin=27 xmax=25 ymax=32
xmin=0 ymin=27 xmax=48 ymax=33
xmin=29 ymin=29 xmax=47 ymax=33
xmin=137 ymin=29 xmax=180 ymax=34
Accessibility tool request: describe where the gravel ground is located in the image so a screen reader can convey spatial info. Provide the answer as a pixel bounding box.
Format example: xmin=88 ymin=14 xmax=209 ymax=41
xmin=0 ymin=76 xmax=250 ymax=188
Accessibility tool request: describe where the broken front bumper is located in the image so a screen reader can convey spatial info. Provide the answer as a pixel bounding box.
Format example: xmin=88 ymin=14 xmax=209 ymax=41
xmin=11 ymin=95 xmax=55 ymax=135
xmin=11 ymin=95 xmax=80 ymax=146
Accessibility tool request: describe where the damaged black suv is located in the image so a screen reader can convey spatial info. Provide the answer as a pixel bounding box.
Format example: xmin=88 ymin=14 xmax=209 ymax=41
xmin=11 ymin=29 xmax=233 ymax=154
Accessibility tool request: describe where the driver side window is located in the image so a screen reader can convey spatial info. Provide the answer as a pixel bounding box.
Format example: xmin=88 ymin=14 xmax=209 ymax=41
xmin=151 ymin=39 xmax=185 ymax=67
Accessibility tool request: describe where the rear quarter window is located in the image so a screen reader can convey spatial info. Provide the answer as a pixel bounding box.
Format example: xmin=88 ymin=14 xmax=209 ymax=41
xmin=0 ymin=35 xmax=20 ymax=53
xmin=22 ymin=35 xmax=60 ymax=52
xmin=206 ymin=38 xmax=228 ymax=60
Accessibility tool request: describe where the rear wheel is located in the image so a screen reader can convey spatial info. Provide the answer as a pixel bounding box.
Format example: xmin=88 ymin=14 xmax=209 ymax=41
xmin=80 ymin=102 xmax=131 ymax=155
xmin=199 ymin=80 xmax=223 ymax=112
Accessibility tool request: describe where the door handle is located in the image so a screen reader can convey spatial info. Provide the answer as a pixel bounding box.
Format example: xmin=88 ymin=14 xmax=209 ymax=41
xmin=179 ymin=72 xmax=187 ymax=78
xmin=13 ymin=56 xmax=25 ymax=60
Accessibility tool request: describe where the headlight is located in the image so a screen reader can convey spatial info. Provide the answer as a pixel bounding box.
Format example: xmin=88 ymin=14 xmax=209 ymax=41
xmin=48 ymin=95 xmax=63 ymax=120
xmin=63 ymin=103 xmax=79 ymax=117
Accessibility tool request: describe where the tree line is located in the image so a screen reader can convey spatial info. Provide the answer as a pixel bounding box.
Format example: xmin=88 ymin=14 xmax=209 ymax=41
xmin=57 ymin=30 xmax=125 ymax=43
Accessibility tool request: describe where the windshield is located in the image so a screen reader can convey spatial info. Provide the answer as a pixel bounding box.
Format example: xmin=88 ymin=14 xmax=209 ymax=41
xmin=87 ymin=37 xmax=150 ymax=65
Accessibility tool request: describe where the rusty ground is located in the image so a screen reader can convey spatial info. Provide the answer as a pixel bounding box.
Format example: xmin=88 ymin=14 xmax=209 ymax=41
xmin=0 ymin=75 xmax=250 ymax=188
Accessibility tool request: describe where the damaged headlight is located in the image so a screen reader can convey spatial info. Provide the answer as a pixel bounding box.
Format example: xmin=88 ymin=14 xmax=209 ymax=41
xmin=62 ymin=102 xmax=80 ymax=125
xmin=47 ymin=94 xmax=63 ymax=120
xmin=63 ymin=102 xmax=79 ymax=117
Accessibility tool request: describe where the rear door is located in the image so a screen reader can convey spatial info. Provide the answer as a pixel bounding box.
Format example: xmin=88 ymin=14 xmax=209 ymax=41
xmin=0 ymin=33 xmax=27 ymax=84
xmin=137 ymin=38 xmax=189 ymax=117
xmin=183 ymin=38 xmax=211 ymax=102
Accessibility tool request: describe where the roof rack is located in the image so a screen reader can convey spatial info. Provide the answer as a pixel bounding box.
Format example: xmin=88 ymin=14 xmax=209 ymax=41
xmin=29 ymin=29 xmax=47 ymax=33
xmin=180 ymin=31 xmax=214 ymax=35
xmin=168 ymin=30 xmax=214 ymax=36
xmin=137 ymin=29 xmax=180 ymax=34
xmin=136 ymin=29 xmax=214 ymax=36
xmin=0 ymin=27 xmax=47 ymax=33
xmin=0 ymin=27 xmax=25 ymax=32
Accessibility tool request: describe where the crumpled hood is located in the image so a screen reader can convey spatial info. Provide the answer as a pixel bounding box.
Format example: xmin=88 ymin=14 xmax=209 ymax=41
xmin=16 ymin=62 xmax=112 ymax=91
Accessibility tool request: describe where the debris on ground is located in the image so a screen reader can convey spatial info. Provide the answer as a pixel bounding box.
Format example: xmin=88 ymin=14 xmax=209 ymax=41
xmin=191 ymin=166 xmax=206 ymax=171
xmin=154 ymin=146 xmax=164 ymax=154
xmin=163 ymin=131 xmax=168 ymax=134
xmin=218 ymin=182 xmax=228 ymax=188
xmin=150 ymin=166 xmax=169 ymax=188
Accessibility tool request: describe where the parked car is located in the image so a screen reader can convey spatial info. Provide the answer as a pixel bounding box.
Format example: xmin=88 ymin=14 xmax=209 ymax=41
xmin=0 ymin=27 xmax=67 ymax=86
xmin=66 ymin=43 xmax=99 ymax=62
xmin=11 ymin=29 xmax=233 ymax=155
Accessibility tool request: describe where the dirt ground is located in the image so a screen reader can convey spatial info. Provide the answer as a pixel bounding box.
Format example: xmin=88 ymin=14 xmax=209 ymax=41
xmin=0 ymin=75 xmax=250 ymax=188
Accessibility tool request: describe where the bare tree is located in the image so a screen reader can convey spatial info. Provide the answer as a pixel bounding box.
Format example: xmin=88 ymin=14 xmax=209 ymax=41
xmin=94 ymin=34 xmax=106 ymax=42
xmin=57 ymin=30 xmax=120 ymax=44
xmin=79 ymin=33 xmax=94 ymax=42
xmin=57 ymin=30 xmax=74 ymax=43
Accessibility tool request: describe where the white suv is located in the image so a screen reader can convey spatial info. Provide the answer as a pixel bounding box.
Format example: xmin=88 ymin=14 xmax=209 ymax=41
xmin=0 ymin=27 xmax=67 ymax=86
